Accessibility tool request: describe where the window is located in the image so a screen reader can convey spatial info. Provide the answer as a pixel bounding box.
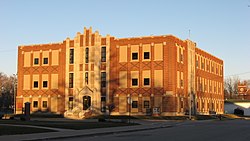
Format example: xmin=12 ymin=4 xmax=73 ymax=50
xmin=34 ymin=58 xmax=39 ymax=65
xmin=70 ymin=49 xmax=74 ymax=64
xmin=196 ymin=60 xmax=199 ymax=68
xmin=33 ymin=101 xmax=38 ymax=108
xmin=180 ymin=54 xmax=183 ymax=62
xmin=132 ymin=101 xmax=138 ymax=108
xmin=101 ymin=97 xmax=106 ymax=102
xmin=43 ymin=58 xmax=48 ymax=64
xmin=85 ymin=48 xmax=89 ymax=63
xmin=43 ymin=81 xmax=48 ymax=88
xmin=101 ymin=72 xmax=106 ymax=87
xmin=201 ymin=62 xmax=205 ymax=69
xmin=144 ymin=101 xmax=150 ymax=108
xmin=101 ymin=97 xmax=106 ymax=112
xmin=180 ymin=80 xmax=184 ymax=87
xmin=132 ymin=53 xmax=138 ymax=60
xmin=101 ymin=47 xmax=106 ymax=62
xmin=34 ymin=81 xmax=38 ymax=88
xmin=42 ymin=101 xmax=47 ymax=108
xmin=132 ymin=78 xmax=138 ymax=86
xmin=144 ymin=78 xmax=150 ymax=86
xmin=69 ymin=97 xmax=73 ymax=110
xmin=144 ymin=52 xmax=150 ymax=59
xmin=69 ymin=73 xmax=74 ymax=88
xmin=180 ymin=100 xmax=184 ymax=108
xmin=85 ymin=72 xmax=88 ymax=84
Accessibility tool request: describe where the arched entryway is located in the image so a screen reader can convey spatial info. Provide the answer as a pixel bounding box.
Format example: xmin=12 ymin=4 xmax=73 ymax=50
xmin=83 ymin=96 xmax=91 ymax=110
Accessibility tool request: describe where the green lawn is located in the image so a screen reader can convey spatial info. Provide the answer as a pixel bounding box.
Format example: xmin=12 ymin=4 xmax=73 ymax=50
xmin=0 ymin=125 xmax=56 ymax=136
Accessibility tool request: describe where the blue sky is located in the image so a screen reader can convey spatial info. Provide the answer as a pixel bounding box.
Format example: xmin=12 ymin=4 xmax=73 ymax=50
xmin=0 ymin=0 xmax=250 ymax=79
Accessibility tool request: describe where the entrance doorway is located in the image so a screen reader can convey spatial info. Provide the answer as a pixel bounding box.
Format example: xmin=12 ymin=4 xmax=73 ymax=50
xmin=83 ymin=96 xmax=91 ymax=110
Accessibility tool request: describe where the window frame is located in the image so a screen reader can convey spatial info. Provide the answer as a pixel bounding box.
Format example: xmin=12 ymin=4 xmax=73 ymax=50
xmin=34 ymin=58 xmax=39 ymax=65
xmin=68 ymin=97 xmax=73 ymax=110
xmin=42 ymin=101 xmax=47 ymax=108
xmin=69 ymin=73 xmax=74 ymax=88
xmin=34 ymin=81 xmax=39 ymax=88
xmin=101 ymin=72 xmax=106 ymax=88
xmin=85 ymin=48 xmax=89 ymax=63
xmin=143 ymin=100 xmax=150 ymax=108
xmin=132 ymin=78 xmax=138 ymax=86
xmin=43 ymin=81 xmax=48 ymax=88
xmin=85 ymin=72 xmax=88 ymax=85
xmin=132 ymin=101 xmax=138 ymax=108
xmin=101 ymin=46 xmax=106 ymax=62
xmin=33 ymin=101 xmax=38 ymax=108
xmin=43 ymin=58 xmax=48 ymax=65
xmin=144 ymin=78 xmax=150 ymax=86
xmin=132 ymin=52 xmax=138 ymax=60
xmin=69 ymin=49 xmax=74 ymax=64
xmin=144 ymin=52 xmax=150 ymax=60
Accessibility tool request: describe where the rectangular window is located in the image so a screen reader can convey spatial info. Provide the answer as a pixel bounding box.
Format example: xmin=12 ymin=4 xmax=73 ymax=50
xmin=180 ymin=99 xmax=184 ymax=108
xmin=69 ymin=97 xmax=73 ymax=110
xmin=144 ymin=52 xmax=150 ymax=59
xmin=43 ymin=58 xmax=48 ymax=64
xmin=34 ymin=58 xmax=39 ymax=65
xmin=69 ymin=73 xmax=74 ymax=88
xmin=201 ymin=62 xmax=205 ymax=69
xmin=85 ymin=48 xmax=89 ymax=63
xmin=70 ymin=49 xmax=74 ymax=64
xmin=144 ymin=78 xmax=150 ymax=86
xmin=132 ymin=101 xmax=138 ymax=108
xmin=34 ymin=81 xmax=38 ymax=88
xmin=132 ymin=53 xmax=138 ymax=60
xmin=101 ymin=97 xmax=106 ymax=102
xmin=101 ymin=97 xmax=106 ymax=112
xmin=196 ymin=60 xmax=199 ymax=68
xmin=43 ymin=81 xmax=48 ymax=88
xmin=101 ymin=47 xmax=106 ymax=62
xmin=144 ymin=101 xmax=150 ymax=108
xmin=132 ymin=78 xmax=138 ymax=86
xmin=101 ymin=72 xmax=106 ymax=87
xmin=42 ymin=101 xmax=47 ymax=108
xmin=180 ymin=80 xmax=184 ymax=87
xmin=85 ymin=72 xmax=88 ymax=84
xmin=33 ymin=101 xmax=38 ymax=108
xmin=180 ymin=54 xmax=183 ymax=62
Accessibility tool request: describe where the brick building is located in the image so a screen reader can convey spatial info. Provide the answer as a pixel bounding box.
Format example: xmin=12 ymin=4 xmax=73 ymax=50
xmin=16 ymin=27 xmax=224 ymax=117
xmin=238 ymin=81 xmax=250 ymax=100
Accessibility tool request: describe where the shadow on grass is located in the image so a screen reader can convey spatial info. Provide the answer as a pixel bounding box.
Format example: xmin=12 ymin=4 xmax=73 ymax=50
xmin=0 ymin=119 xmax=138 ymax=130
xmin=0 ymin=125 xmax=56 ymax=136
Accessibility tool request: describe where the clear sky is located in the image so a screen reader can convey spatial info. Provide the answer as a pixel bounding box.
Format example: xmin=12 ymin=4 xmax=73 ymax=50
xmin=0 ymin=0 xmax=250 ymax=79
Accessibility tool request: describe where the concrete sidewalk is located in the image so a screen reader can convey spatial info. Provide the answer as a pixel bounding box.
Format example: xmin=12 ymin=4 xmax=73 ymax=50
xmin=0 ymin=120 xmax=175 ymax=141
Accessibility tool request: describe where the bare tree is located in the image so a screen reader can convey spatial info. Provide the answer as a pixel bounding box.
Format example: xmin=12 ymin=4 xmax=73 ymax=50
xmin=224 ymin=76 xmax=240 ymax=99
xmin=0 ymin=72 xmax=16 ymax=114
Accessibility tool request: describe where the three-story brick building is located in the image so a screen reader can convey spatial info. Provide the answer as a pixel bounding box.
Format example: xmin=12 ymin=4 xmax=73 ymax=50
xmin=16 ymin=27 xmax=224 ymax=118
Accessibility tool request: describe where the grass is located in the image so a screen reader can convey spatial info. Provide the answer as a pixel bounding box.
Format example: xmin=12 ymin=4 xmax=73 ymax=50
xmin=0 ymin=125 xmax=56 ymax=136
xmin=0 ymin=120 xmax=138 ymax=130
